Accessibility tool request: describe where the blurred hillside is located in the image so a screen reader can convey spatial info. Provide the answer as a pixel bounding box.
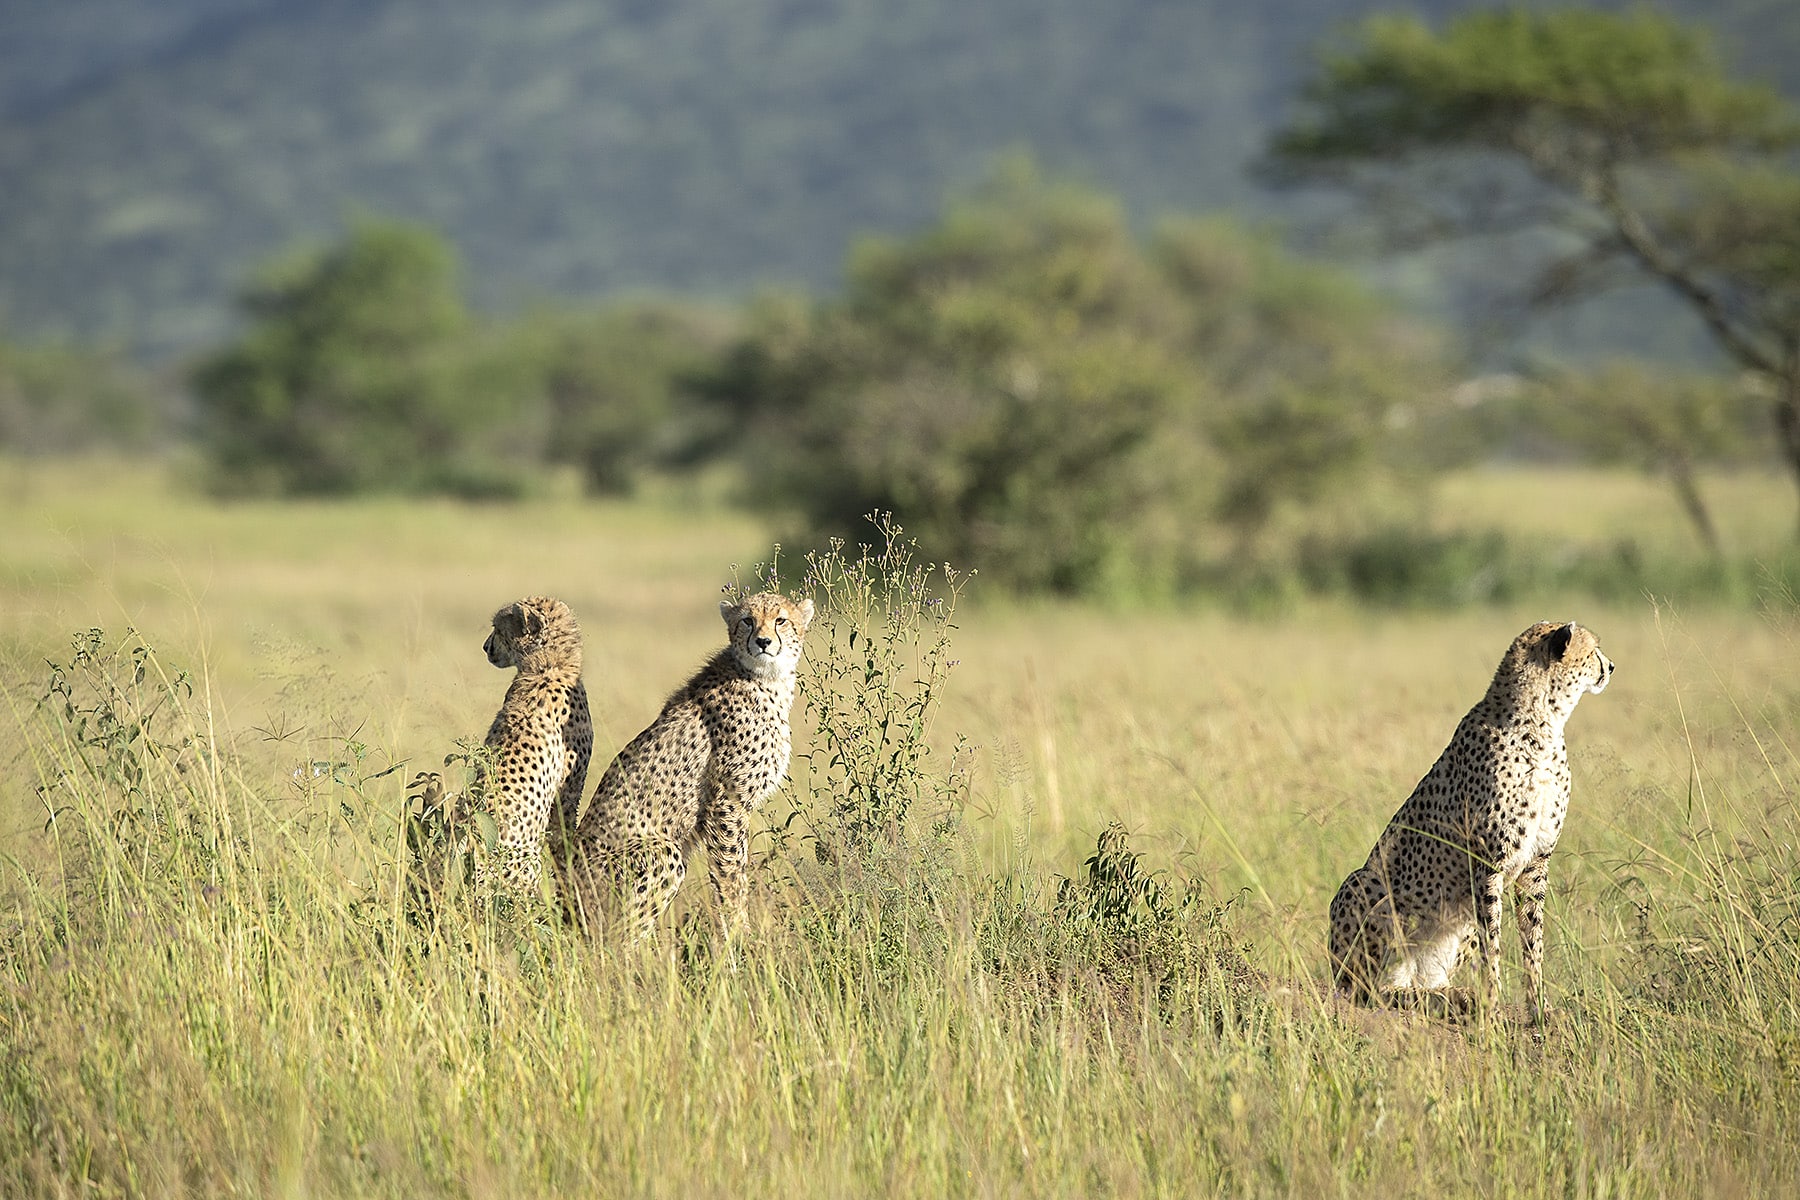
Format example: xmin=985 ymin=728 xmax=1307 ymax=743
xmin=2 ymin=0 xmax=1791 ymax=357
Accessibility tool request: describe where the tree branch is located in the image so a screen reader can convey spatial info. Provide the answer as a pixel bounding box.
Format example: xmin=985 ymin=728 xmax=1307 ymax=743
xmin=1589 ymin=168 xmax=1783 ymax=376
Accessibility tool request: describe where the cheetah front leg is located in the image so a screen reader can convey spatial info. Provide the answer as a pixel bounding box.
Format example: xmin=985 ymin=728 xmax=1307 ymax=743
xmin=619 ymin=835 xmax=688 ymax=942
xmin=1473 ymin=869 xmax=1506 ymax=1012
xmin=563 ymin=835 xmax=687 ymax=942
xmin=549 ymin=762 xmax=585 ymax=867
xmin=1515 ymin=852 xmax=1552 ymax=1023
xmin=700 ymin=803 xmax=752 ymax=938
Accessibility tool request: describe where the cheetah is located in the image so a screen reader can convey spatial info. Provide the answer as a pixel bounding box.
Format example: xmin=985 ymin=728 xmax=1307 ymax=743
xmin=472 ymin=596 xmax=593 ymax=897
xmin=1328 ymin=620 xmax=1614 ymax=1021
xmin=559 ymin=591 xmax=814 ymax=941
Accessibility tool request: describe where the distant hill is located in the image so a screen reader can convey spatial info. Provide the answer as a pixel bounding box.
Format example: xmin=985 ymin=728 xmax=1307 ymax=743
xmin=0 ymin=0 xmax=1792 ymax=357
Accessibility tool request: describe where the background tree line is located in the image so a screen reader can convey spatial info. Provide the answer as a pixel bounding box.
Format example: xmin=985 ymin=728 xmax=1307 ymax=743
xmin=3 ymin=7 xmax=1794 ymax=603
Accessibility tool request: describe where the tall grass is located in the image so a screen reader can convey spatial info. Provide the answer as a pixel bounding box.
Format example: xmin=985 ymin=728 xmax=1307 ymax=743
xmin=4 ymin=614 xmax=1798 ymax=1193
xmin=2 ymin=466 xmax=1798 ymax=1194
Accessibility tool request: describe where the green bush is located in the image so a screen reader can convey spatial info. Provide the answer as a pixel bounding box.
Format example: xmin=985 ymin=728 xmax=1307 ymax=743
xmin=708 ymin=161 xmax=1447 ymax=596
xmin=191 ymin=221 xmax=548 ymax=498
xmin=0 ymin=336 xmax=175 ymax=454
xmin=1295 ymin=526 xmax=1800 ymax=610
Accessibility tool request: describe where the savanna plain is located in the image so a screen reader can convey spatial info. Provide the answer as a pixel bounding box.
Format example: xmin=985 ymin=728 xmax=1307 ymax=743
xmin=2 ymin=459 xmax=1797 ymax=1197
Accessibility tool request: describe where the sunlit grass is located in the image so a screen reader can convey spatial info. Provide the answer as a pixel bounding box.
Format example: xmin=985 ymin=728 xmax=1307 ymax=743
xmin=1 ymin=459 xmax=1797 ymax=1195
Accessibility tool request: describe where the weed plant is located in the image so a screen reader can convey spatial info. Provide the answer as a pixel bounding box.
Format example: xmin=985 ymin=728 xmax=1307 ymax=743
xmin=784 ymin=513 xmax=975 ymax=857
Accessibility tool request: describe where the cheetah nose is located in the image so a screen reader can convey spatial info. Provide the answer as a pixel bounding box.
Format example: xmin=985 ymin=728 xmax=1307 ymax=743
xmin=755 ymin=636 xmax=773 ymax=652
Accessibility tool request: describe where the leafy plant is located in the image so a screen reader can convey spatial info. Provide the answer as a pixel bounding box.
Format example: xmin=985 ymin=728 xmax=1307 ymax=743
xmin=777 ymin=513 xmax=973 ymax=860
xmin=1053 ymin=822 xmax=1256 ymax=1022
xmin=32 ymin=628 xmax=225 ymax=887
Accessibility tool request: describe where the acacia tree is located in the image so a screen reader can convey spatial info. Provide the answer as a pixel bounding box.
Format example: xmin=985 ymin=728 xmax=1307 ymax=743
xmin=1266 ymin=8 xmax=1800 ymax=535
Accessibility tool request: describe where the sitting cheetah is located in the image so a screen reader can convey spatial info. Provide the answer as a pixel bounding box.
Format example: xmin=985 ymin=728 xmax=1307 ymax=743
xmin=559 ymin=591 xmax=814 ymax=940
xmin=1328 ymin=621 xmax=1614 ymax=1021
xmin=472 ymin=596 xmax=593 ymax=897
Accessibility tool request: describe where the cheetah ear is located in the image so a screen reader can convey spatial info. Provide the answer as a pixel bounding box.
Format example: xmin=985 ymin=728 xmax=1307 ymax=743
xmin=1546 ymin=623 xmax=1574 ymax=661
xmin=795 ymin=598 xmax=815 ymax=628
xmin=720 ymin=599 xmax=740 ymax=625
xmin=520 ymin=605 xmax=545 ymax=636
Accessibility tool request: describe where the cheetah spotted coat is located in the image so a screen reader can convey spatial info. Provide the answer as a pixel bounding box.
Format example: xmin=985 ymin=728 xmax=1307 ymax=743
xmin=560 ymin=591 xmax=814 ymax=940
xmin=476 ymin=596 xmax=593 ymax=896
xmin=1328 ymin=620 xmax=1614 ymax=1020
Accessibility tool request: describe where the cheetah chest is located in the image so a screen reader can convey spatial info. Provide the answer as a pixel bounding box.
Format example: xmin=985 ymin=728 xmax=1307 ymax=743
xmin=704 ymin=684 xmax=794 ymax=807
xmin=1491 ymin=750 xmax=1570 ymax=880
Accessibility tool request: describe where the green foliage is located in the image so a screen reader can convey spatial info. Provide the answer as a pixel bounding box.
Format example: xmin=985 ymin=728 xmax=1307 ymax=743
xmin=1050 ymin=822 xmax=1255 ymax=1022
xmin=713 ymin=164 xmax=1445 ymax=595
xmin=1514 ymin=362 xmax=1764 ymax=553
xmin=38 ymin=628 xmax=202 ymax=820
xmin=189 ymin=219 xmax=750 ymax=499
xmin=1656 ymin=161 xmax=1800 ymax=333
xmin=1276 ymin=8 xmax=1795 ymax=162
xmin=1294 ymin=524 xmax=1800 ymax=611
xmin=1155 ymin=215 xmax=1446 ymax=537
xmin=191 ymin=220 xmax=544 ymax=498
xmin=29 ymin=629 xmax=243 ymax=917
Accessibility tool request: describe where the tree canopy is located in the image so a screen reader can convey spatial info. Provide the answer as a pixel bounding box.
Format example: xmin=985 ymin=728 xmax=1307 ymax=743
xmin=191 ymin=221 xmax=543 ymax=497
xmin=1267 ymin=7 xmax=1800 ymax=534
xmin=708 ymin=163 xmax=1446 ymax=596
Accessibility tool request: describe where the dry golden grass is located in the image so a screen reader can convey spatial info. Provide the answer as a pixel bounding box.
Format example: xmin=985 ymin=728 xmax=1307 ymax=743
xmin=2 ymin=457 xmax=1797 ymax=1196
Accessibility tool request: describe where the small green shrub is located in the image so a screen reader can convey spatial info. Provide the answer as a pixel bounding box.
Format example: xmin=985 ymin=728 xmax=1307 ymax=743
xmin=784 ymin=513 xmax=974 ymax=860
xmin=1050 ymin=822 xmax=1257 ymax=1023
xmin=34 ymin=628 xmax=224 ymax=887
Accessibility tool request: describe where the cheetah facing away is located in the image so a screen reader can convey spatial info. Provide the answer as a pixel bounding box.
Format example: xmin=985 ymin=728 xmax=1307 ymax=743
xmin=474 ymin=596 xmax=593 ymax=896
xmin=1329 ymin=621 xmax=1614 ymax=1021
xmin=560 ymin=591 xmax=814 ymax=940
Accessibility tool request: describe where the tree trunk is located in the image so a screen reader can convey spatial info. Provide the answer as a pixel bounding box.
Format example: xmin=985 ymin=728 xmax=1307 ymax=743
xmin=1781 ymin=370 xmax=1800 ymax=543
xmin=1666 ymin=453 xmax=1722 ymax=559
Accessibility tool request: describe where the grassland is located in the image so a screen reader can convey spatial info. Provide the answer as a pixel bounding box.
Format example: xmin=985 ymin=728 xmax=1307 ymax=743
xmin=2 ymin=457 xmax=1797 ymax=1196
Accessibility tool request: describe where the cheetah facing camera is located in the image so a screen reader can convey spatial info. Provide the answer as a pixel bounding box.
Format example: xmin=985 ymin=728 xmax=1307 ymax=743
xmin=1329 ymin=620 xmax=1614 ymax=1022
xmin=474 ymin=596 xmax=593 ymax=897
xmin=560 ymin=590 xmax=814 ymax=941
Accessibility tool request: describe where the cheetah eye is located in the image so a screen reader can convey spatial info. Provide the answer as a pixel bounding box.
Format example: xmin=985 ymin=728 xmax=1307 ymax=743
xmin=740 ymin=616 xmax=754 ymax=628
xmin=776 ymin=616 xmax=787 ymax=626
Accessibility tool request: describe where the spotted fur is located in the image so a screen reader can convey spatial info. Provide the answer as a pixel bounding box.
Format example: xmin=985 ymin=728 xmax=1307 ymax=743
xmin=1328 ymin=620 xmax=1614 ymax=1021
xmin=474 ymin=596 xmax=593 ymax=896
xmin=560 ymin=591 xmax=814 ymax=940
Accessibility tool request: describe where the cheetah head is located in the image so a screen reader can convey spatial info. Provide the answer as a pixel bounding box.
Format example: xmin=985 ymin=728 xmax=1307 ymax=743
xmin=721 ymin=591 xmax=815 ymax=680
xmin=485 ymin=596 xmax=582 ymax=672
xmin=1505 ymin=620 xmax=1615 ymax=714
